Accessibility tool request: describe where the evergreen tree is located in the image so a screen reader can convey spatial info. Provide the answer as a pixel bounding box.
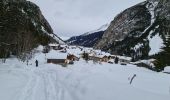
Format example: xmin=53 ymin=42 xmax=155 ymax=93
xmin=154 ymin=35 xmax=170 ymax=71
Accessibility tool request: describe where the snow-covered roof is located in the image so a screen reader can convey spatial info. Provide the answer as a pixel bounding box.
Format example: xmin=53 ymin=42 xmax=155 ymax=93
xmin=49 ymin=43 xmax=59 ymax=47
xmin=164 ymin=66 xmax=170 ymax=73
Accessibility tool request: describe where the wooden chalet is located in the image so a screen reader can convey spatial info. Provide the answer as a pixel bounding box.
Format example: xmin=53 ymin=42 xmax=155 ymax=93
xmin=101 ymin=55 xmax=110 ymax=62
xmin=47 ymin=59 xmax=68 ymax=64
xmin=89 ymin=56 xmax=102 ymax=63
xmin=67 ymin=54 xmax=79 ymax=61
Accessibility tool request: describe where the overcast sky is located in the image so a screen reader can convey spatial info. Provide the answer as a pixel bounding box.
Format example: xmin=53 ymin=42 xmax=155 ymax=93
xmin=29 ymin=0 xmax=145 ymax=37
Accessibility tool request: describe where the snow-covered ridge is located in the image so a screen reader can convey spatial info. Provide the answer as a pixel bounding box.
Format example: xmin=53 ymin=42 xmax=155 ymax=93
xmin=50 ymin=34 xmax=66 ymax=45
xmin=82 ymin=23 xmax=109 ymax=36
xmin=40 ymin=25 xmax=65 ymax=45
xmin=60 ymin=36 xmax=70 ymax=41
xmin=66 ymin=24 xmax=106 ymax=47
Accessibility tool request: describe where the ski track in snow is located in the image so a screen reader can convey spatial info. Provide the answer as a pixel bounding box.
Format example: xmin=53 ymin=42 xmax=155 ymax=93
xmin=13 ymin=67 xmax=80 ymax=100
xmin=19 ymin=70 xmax=37 ymax=100
xmin=1 ymin=62 xmax=170 ymax=100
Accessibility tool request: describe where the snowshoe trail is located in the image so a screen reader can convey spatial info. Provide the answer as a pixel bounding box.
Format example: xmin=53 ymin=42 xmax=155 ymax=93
xmin=17 ymin=68 xmax=79 ymax=100
xmin=19 ymin=69 xmax=38 ymax=100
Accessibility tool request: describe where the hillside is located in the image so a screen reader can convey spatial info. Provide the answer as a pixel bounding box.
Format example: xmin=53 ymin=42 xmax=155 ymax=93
xmin=66 ymin=24 xmax=109 ymax=47
xmin=66 ymin=31 xmax=104 ymax=47
xmin=0 ymin=0 xmax=64 ymax=59
xmin=94 ymin=0 xmax=170 ymax=70
xmin=65 ymin=0 xmax=170 ymax=71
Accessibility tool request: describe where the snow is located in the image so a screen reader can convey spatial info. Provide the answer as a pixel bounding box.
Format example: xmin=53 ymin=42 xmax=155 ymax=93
xmin=41 ymin=26 xmax=47 ymax=33
xmin=144 ymin=1 xmax=164 ymax=56
xmin=82 ymin=23 xmax=109 ymax=36
xmin=0 ymin=46 xmax=170 ymax=100
xmin=140 ymin=1 xmax=159 ymax=42
xmin=32 ymin=20 xmax=37 ymax=27
xmin=48 ymin=43 xmax=59 ymax=47
xmin=50 ymin=34 xmax=66 ymax=45
xmin=164 ymin=66 xmax=170 ymax=73
xmin=40 ymin=26 xmax=65 ymax=44
xmin=133 ymin=43 xmax=143 ymax=52
xmin=60 ymin=36 xmax=70 ymax=41
xmin=117 ymin=55 xmax=132 ymax=61
xmin=132 ymin=59 xmax=156 ymax=68
xmin=149 ymin=34 xmax=163 ymax=55
xmin=146 ymin=1 xmax=158 ymax=24
xmin=21 ymin=8 xmax=26 ymax=14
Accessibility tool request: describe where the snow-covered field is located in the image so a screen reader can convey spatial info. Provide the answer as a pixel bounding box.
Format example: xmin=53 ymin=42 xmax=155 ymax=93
xmin=0 ymin=46 xmax=170 ymax=100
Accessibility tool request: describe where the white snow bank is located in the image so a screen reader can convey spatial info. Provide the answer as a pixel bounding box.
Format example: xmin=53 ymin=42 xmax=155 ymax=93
xmin=117 ymin=55 xmax=132 ymax=61
xmin=132 ymin=59 xmax=155 ymax=68
xmin=149 ymin=34 xmax=163 ymax=55
xmin=164 ymin=66 xmax=170 ymax=73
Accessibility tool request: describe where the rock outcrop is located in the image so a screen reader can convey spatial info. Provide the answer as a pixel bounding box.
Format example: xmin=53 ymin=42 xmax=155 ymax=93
xmin=94 ymin=0 xmax=170 ymax=70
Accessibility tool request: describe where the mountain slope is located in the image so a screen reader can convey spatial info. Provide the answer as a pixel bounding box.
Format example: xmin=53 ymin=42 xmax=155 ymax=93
xmin=66 ymin=24 xmax=109 ymax=47
xmin=94 ymin=0 xmax=170 ymax=70
xmin=0 ymin=0 xmax=63 ymax=59
xmin=95 ymin=1 xmax=151 ymax=55
xmin=66 ymin=31 xmax=104 ymax=47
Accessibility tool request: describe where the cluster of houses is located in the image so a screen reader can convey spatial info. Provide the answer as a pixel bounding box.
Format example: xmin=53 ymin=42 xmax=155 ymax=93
xmin=45 ymin=44 xmax=79 ymax=66
xmin=45 ymin=44 xmax=132 ymax=66
xmin=47 ymin=54 xmax=79 ymax=67
xmin=86 ymin=52 xmax=131 ymax=65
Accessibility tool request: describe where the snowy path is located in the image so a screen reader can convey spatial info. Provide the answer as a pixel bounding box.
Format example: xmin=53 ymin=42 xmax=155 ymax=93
xmin=1 ymin=58 xmax=170 ymax=100
xmin=15 ymin=68 xmax=78 ymax=100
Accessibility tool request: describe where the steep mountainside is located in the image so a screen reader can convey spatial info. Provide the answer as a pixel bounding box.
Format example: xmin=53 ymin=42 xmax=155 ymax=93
xmin=0 ymin=0 xmax=63 ymax=59
xmin=95 ymin=1 xmax=151 ymax=56
xmin=66 ymin=24 xmax=109 ymax=47
xmin=66 ymin=31 xmax=104 ymax=47
xmin=94 ymin=0 xmax=170 ymax=71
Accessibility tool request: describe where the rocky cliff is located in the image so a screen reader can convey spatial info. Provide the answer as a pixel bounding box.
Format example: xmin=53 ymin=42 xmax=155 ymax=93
xmin=96 ymin=2 xmax=151 ymax=49
xmin=95 ymin=0 xmax=170 ymax=70
xmin=0 ymin=0 xmax=62 ymax=59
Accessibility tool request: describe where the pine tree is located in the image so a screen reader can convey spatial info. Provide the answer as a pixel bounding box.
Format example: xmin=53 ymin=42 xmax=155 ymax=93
xmin=154 ymin=34 xmax=170 ymax=71
xmin=162 ymin=35 xmax=170 ymax=64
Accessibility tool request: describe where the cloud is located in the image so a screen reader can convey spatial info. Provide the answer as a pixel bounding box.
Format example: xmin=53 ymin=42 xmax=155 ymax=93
xmin=28 ymin=0 xmax=145 ymax=37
